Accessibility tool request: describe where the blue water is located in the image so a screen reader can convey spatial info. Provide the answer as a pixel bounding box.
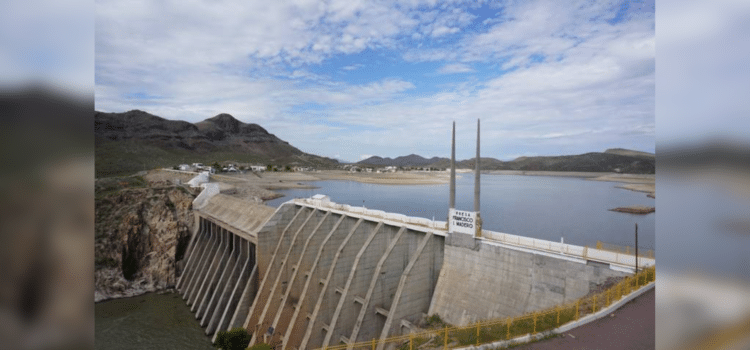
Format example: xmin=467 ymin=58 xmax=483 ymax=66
xmin=266 ymin=174 xmax=655 ymax=251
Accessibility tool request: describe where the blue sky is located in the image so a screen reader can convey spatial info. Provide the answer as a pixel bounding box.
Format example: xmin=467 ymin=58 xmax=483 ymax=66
xmin=95 ymin=0 xmax=656 ymax=163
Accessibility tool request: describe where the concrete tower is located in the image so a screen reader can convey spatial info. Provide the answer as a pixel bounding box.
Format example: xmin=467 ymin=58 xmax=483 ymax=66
xmin=474 ymin=119 xmax=482 ymax=237
xmin=450 ymin=121 xmax=456 ymax=209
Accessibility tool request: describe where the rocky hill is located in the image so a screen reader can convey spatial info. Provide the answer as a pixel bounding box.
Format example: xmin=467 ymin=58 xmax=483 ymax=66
xmin=358 ymin=150 xmax=655 ymax=174
xmin=95 ymin=110 xmax=338 ymax=177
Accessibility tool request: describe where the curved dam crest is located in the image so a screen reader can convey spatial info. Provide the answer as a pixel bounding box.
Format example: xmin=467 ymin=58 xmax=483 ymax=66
xmin=175 ymin=187 xmax=652 ymax=349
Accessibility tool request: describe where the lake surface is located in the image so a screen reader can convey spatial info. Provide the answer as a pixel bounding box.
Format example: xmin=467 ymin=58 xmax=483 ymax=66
xmin=266 ymin=174 xmax=655 ymax=250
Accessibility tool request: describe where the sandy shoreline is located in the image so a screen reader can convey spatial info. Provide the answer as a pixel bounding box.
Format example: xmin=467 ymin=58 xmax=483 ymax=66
xmin=615 ymin=183 xmax=656 ymax=197
xmin=154 ymin=168 xmax=655 ymax=200
xmin=312 ymin=170 xmax=450 ymax=185
xmin=586 ymin=173 xmax=655 ymax=198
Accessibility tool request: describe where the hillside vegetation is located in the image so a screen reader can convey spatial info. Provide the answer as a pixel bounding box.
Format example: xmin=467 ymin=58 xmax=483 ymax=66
xmin=359 ymin=150 xmax=655 ymax=174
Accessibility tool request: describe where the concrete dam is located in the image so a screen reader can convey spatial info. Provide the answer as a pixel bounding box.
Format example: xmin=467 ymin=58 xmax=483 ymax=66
xmin=175 ymin=191 xmax=652 ymax=349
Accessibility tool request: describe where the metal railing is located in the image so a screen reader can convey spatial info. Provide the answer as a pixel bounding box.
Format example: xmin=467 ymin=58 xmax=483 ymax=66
xmin=316 ymin=266 xmax=655 ymax=350
xmin=596 ymin=241 xmax=655 ymax=259
xmin=481 ymin=231 xmax=655 ymax=269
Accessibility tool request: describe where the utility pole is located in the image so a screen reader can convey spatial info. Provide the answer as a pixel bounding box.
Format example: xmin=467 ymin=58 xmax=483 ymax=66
xmin=635 ymin=222 xmax=639 ymax=272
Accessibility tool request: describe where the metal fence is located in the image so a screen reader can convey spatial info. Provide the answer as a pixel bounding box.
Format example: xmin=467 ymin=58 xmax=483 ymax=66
xmin=317 ymin=266 xmax=655 ymax=350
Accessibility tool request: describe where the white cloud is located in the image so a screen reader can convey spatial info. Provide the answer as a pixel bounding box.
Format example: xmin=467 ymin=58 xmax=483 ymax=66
xmin=438 ymin=63 xmax=474 ymax=74
xmin=431 ymin=26 xmax=460 ymax=37
xmin=342 ymin=64 xmax=364 ymax=71
xmin=95 ymin=0 xmax=655 ymax=161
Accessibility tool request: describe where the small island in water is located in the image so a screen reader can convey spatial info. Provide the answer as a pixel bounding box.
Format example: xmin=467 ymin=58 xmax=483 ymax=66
xmin=609 ymin=205 xmax=655 ymax=214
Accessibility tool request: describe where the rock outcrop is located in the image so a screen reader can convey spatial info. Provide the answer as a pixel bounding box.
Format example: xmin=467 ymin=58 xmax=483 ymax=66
xmin=95 ymin=178 xmax=196 ymax=302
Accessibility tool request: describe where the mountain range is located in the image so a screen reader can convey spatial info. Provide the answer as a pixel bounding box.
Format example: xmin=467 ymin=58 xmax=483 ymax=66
xmin=357 ymin=148 xmax=654 ymax=174
xmin=95 ymin=110 xmax=338 ymax=177
xmin=96 ymin=109 xmax=655 ymax=177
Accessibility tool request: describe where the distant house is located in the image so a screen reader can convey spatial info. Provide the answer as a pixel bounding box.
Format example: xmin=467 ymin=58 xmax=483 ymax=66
xmin=250 ymin=165 xmax=266 ymax=172
xmin=178 ymin=164 xmax=191 ymax=171
xmin=384 ymin=166 xmax=397 ymax=172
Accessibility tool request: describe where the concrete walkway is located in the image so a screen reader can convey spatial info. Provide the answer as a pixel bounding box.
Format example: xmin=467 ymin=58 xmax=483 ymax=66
xmin=513 ymin=288 xmax=655 ymax=350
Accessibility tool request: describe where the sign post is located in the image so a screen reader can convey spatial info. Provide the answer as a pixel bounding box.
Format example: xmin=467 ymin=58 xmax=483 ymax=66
xmin=449 ymin=209 xmax=477 ymax=235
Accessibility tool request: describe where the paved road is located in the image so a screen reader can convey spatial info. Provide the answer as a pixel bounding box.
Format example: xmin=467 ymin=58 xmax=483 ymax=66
xmin=514 ymin=288 xmax=655 ymax=350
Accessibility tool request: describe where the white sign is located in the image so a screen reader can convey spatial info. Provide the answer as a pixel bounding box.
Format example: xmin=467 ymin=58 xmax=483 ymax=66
xmin=449 ymin=209 xmax=476 ymax=235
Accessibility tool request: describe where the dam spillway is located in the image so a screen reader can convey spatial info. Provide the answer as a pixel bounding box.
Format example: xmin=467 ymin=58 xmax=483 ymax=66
xmin=176 ymin=191 xmax=653 ymax=349
xmin=242 ymin=197 xmax=445 ymax=349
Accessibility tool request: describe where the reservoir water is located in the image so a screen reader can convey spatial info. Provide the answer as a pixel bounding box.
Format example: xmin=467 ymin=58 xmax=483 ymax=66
xmin=95 ymin=174 xmax=654 ymax=349
xmin=266 ymin=174 xmax=655 ymax=250
xmin=95 ymin=291 xmax=215 ymax=350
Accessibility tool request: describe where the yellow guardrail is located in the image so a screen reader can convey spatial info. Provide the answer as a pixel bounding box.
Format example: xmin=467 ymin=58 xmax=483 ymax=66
xmin=317 ymin=266 xmax=655 ymax=350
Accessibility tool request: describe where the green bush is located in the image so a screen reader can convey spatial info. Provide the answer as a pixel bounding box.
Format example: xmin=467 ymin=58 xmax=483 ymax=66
xmin=247 ymin=343 xmax=271 ymax=350
xmin=214 ymin=328 xmax=251 ymax=350
xmin=424 ymin=314 xmax=447 ymax=328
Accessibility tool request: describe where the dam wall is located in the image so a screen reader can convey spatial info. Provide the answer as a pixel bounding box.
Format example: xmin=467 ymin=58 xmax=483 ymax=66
xmin=429 ymin=231 xmax=632 ymax=326
xmin=243 ymin=198 xmax=445 ymax=350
